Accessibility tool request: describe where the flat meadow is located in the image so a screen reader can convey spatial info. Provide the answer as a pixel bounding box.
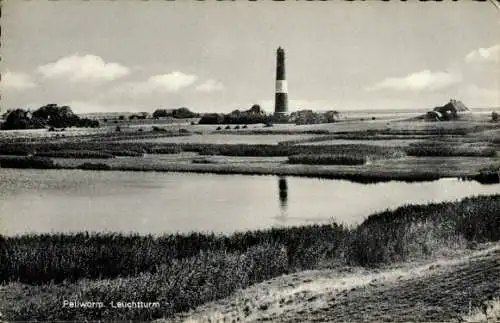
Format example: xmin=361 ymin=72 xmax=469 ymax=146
xmin=1 ymin=113 xmax=500 ymax=321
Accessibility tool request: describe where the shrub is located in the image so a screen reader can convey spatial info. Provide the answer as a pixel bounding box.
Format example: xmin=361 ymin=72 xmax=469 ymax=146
xmin=471 ymin=165 xmax=500 ymax=184
xmin=198 ymin=113 xmax=225 ymax=125
xmin=106 ymin=150 xmax=143 ymax=157
xmin=216 ymin=126 xmax=222 ymax=131
xmin=224 ymin=125 xmax=231 ymax=130
xmin=492 ymin=112 xmax=499 ymax=122
xmin=115 ymin=126 xmax=121 ymax=132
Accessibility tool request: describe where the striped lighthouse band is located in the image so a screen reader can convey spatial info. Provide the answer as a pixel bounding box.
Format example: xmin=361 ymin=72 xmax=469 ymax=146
xmin=275 ymin=80 xmax=288 ymax=93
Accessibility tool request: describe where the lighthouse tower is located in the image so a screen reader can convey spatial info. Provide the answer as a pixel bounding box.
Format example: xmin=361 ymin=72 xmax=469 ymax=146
xmin=274 ymin=47 xmax=288 ymax=119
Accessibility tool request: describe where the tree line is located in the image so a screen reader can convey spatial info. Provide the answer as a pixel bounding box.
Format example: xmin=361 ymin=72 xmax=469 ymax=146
xmin=1 ymin=104 xmax=99 ymax=130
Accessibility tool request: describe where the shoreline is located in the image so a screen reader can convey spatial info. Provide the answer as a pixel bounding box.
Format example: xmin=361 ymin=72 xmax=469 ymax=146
xmin=1 ymin=155 xmax=498 ymax=184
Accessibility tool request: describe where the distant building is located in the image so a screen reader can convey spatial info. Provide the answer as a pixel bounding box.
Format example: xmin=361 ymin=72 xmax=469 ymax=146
xmin=426 ymin=99 xmax=470 ymax=121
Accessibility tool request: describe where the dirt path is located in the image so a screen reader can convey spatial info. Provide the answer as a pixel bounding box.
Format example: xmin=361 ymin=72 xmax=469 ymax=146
xmin=165 ymin=244 xmax=500 ymax=322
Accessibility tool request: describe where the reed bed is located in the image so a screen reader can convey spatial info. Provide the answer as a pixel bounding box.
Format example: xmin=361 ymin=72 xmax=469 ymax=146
xmin=405 ymin=142 xmax=497 ymax=157
xmin=2 ymin=195 xmax=499 ymax=285
xmin=288 ymin=153 xmax=367 ymax=165
xmin=35 ymin=150 xmax=115 ymax=159
xmin=0 ymin=141 xmax=408 ymax=158
xmin=469 ymin=165 xmax=500 ymax=184
xmin=194 ymin=143 xmax=405 ymax=158
xmin=1 ymin=194 xmax=499 ymax=321
xmin=0 ymin=244 xmax=288 ymax=321
xmin=76 ymin=162 xmax=112 ymax=170
xmin=1 ymin=224 xmax=346 ymax=285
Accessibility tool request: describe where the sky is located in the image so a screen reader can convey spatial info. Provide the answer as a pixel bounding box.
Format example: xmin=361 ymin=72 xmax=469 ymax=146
xmin=1 ymin=0 xmax=499 ymax=114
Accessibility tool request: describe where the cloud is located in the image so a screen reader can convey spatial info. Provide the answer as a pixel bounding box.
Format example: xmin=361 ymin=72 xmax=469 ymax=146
xmin=465 ymin=44 xmax=500 ymax=64
xmin=37 ymin=54 xmax=130 ymax=82
xmin=195 ymin=79 xmax=225 ymax=92
xmin=144 ymin=72 xmax=197 ymax=92
xmin=63 ymin=100 xmax=138 ymax=114
xmin=114 ymin=72 xmax=198 ymax=96
xmin=462 ymin=84 xmax=499 ymax=107
xmin=1 ymin=71 xmax=37 ymax=90
xmin=366 ymin=70 xmax=462 ymax=92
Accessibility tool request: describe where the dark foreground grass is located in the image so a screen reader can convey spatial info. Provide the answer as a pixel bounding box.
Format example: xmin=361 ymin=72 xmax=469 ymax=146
xmin=1 ymin=244 xmax=288 ymax=322
xmin=1 ymin=195 xmax=499 ymax=321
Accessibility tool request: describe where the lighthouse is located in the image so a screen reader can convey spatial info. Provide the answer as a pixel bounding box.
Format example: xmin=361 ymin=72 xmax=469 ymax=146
xmin=274 ymin=47 xmax=288 ymax=118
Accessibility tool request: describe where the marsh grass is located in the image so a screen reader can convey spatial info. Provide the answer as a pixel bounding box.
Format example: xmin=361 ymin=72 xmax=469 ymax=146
xmin=194 ymin=143 xmax=405 ymax=158
xmin=345 ymin=195 xmax=500 ymax=266
xmin=1 ymin=244 xmax=288 ymax=321
xmin=77 ymin=162 xmax=112 ymax=170
xmin=288 ymin=153 xmax=368 ymax=165
xmin=0 ymin=156 xmax=59 ymax=169
xmin=405 ymin=142 xmax=497 ymax=157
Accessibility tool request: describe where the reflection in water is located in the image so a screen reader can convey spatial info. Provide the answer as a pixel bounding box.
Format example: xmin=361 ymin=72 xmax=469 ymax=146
xmin=2 ymin=169 xmax=500 ymax=235
xmin=277 ymin=177 xmax=288 ymax=220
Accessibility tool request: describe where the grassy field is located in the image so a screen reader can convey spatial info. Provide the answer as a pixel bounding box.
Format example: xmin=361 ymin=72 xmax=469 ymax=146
xmin=2 ymin=153 xmax=499 ymax=184
xmin=1 ymin=194 xmax=499 ymax=321
xmin=1 ymin=117 xmax=498 ymax=184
